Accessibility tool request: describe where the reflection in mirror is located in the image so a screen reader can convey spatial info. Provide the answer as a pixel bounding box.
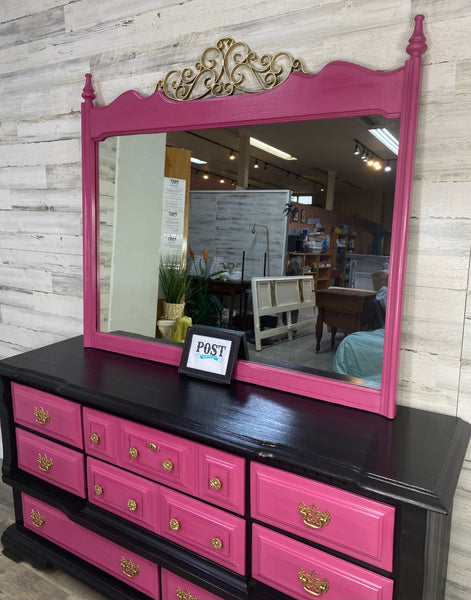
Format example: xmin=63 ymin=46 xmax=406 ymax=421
xmin=98 ymin=116 xmax=399 ymax=389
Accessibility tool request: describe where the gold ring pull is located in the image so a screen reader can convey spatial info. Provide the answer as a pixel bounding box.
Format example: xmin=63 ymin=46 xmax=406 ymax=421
xmin=176 ymin=586 xmax=199 ymax=600
xmin=90 ymin=433 xmax=100 ymax=444
xmin=127 ymin=499 xmax=137 ymax=511
xmin=37 ymin=453 xmax=53 ymax=472
xmin=120 ymin=556 xmax=140 ymax=578
xmin=298 ymin=501 xmax=331 ymax=529
xmin=163 ymin=459 xmax=173 ymax=472
xmin=34 ymin=406 xmax=50 ymax=425
xmin=210 ymin=477 xmax=222 ymax=490
xmin=31 ymin=509 xmax=45 ymax=528
xmin=211 ymin=537 xmax=223 ymax=550
xmin=169 ymin=518 xmax=180 ymax=531
xmin=298 ymin=568 xmax=329 ymax=596
xmin=94 ymin=484 xmax=103 ymax=496
xmin=148 ymin=442 xmax=157 ymax=451
xmin=129 ymin=447 xmax=139 ymax=459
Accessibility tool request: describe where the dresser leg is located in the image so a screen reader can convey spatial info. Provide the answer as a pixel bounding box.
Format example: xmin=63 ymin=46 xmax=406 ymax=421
xmin=2 ymin=523 xmax=52 ymax=570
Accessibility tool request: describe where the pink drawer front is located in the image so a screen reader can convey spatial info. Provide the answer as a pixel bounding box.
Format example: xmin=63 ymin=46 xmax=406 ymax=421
xmin=253 ymin=524 xmax=394 ymax=600
xmin=161 ymin=568 xmax=224 ymax=600
xmin=12 ymin=383 xmax=83 ymax=448
xmin=83 ymin=407 xmax=120 ymax=463
xmin=159 ymin=487 xmax=246 ymax=575
xmin=16 ymin=428 xmax=85 ymax=498
xmin=22 ymin=493 xmax=160 ymax=599
xmin=251 ymin=463 xmax=395 ymax=571
xmin=198 ymin=444 xmax=245 ymax=515
xmin=87 ymin=457 xmax=160 ymax=532
xmin=119 ymin=419 xmax=198 ymax=495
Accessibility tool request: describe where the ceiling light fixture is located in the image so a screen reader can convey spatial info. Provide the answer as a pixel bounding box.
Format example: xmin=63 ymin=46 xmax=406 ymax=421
xmin=229 ymin=150 xmax=236 ymax=160
xmin=250 ymin=137 xmax=297 ymax=161
xmin=254 ymin=159 xmax=259 ymax=169
xmin=368 ymin=128 xmax=399 ymax=155
xmin=202 ymin=173 xmax=209 ymax=180
xmin=384 ymin=161 xmax=392 ymax=172
xmin=190 ymin=157 xmax=207 ymax=164
xmin=353 ymin=142 xmax=360 ymax=155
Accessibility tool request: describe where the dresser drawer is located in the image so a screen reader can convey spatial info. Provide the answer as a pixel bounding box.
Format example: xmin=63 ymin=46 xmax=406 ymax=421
xmin=87 ymin=457 xmax=159 ymax=532
xmin=12 ymin=383 xmax=83 ymax=448
xmin=252 ymin=524 xmax=394 ymax=600
xmin=161 ymin=568 xmax=224 ymax=600
xmin=119 ymin=419 xmax=198 ymax=495
xmin=22 ymin=493 xmax=160 ymax=599
xmin=198 ymin=444 xmax=245 ymax=515
xmin=159 ymin=487 xmax=246 ymax=574
xmin=16 ymin=428 xmax=85 ymax=498
xmin=251 ymin=463 xmax=394 ymax=571
xmin=83 ymin=407 xmax=120 ymax=463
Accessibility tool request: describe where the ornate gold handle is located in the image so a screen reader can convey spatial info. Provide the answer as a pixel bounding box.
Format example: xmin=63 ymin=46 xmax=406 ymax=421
xmin=169 ymin=518 xmax=180 ymax=531
xmin=129 ymin=447 xmax=139 ymax=459
xmin=37 ymin=453 xmax=53 ymax=472
xmin=210 ymin=477 xmax=222 ymax=490
xmin=298 ymin=501 xmax=331 ymax=529
xmin=298 ymin=568 xmax=329 ymax=596
xmin=90 ymin=433 xmax=100 ymax=444
xmin=148 ymin=442 xmax=157 ymax=451
xmin=176 ymin=587 xmax=198 ymax=600
xmin=120 ymin=556 xmax=140 ymax=578
xmin=163 ymin=459 xmax=173 ymax=472
xmin=127 ymin=499 xmax=137 ymax=511
xmin=211 ymin=537 xmax=223 ymax=550
xmin=94 ymin=484 xmax=103 ymax=496
xmin=34 ymin=406 xmax=50 ymax=425
xmin=30 ymin=509 xmax=45 ymax=528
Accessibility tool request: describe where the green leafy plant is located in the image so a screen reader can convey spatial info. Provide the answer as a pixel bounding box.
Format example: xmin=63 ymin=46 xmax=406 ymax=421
xmin=159 ymin=256 xmax=190 ymax=304
xmin=186 ymin=247 xmax=224 ymax=327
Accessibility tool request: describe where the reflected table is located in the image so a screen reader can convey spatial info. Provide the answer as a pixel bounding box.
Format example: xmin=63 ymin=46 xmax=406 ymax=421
xmin=206 ymin=279 xmax=251 ymax=329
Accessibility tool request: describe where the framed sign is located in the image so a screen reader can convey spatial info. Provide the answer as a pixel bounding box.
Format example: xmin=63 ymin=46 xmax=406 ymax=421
xmin=179 ymin=326 xmax=247 ymax=384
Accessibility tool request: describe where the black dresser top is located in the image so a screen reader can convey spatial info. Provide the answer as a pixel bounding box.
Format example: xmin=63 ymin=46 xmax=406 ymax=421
xmin=1 ymin=336 xmax=469 ymax=514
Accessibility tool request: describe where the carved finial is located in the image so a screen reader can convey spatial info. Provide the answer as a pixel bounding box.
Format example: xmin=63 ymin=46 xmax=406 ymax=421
xmin=82 ymin=73 xmax=96 ymax=105
xmin=406 ymin=14 xmax=427 ymax=58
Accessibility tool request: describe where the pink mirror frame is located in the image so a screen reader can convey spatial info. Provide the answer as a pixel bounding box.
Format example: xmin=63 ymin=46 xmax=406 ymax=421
xmin=81 ymin=16 xmax=426 ymax=418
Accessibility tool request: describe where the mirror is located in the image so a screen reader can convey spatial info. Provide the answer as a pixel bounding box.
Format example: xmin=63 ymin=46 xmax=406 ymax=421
xmin=82 ymin=16 xmax=426 ymax=417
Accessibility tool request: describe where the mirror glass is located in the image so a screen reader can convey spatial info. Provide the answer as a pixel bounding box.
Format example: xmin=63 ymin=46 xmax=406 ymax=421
xmin=98 ymin=115 xmax=398 ymax=389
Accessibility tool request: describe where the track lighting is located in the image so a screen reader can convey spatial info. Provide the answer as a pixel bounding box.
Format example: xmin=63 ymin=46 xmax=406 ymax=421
xmin=254 ymin=159 xmax=259 ymax=169
xmin=384 ymin=161 xmax=392 ymax=172
xmin=229 ymin=150 xmax=236 ymax=160
xmin=354 ymin=142 xmax=360 ymax=155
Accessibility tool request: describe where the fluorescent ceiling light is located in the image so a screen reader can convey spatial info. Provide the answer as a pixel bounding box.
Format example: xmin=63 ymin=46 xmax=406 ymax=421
xmin=368 ymin=128 xmax=399 ymax=155
xmin=191 ymin=157 xmax=207 ymax=164
xmin=250 ymin=137 xmax=297 ymax=161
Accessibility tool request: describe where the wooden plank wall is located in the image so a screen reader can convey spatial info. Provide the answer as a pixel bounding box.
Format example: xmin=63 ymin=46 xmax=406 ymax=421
xmin=0 ymin=1 xmax=470 ymax=597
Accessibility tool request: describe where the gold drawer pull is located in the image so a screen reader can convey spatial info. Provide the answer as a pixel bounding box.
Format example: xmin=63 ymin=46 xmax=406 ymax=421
xmin=298 ymin=568 xmax=329 ymax=596
xmin=210 ymin=477 xmax=222 ymax=490
xmin=31 ymin=509 xmax=45 ymax=528
xmin=169 ymin=518 xmax=180 ymax=531
xmin=211 ymin=537 xmax=223 ymax=550
xmin=34 ymin=406 xmax=50 ymax=425
xmin=127 ymin=499 xmax=137 ymax=511
xmin=90 ymin=433 xmax=100 ymax=444
xmin=129 ymin=447 xmax=139 ymax=459
xmin=163 ymin=459 xmax=173 ymax=472
xmin=37 ymin=453 xmax=53 ymax=472
xmin=120 ymin=556 xmax=140 ymax=578
xmin=148 ymin=442 xmax=157 ymax=451
xmin=94 ymin=484 xmax=103 ymax=496
xmin=176 ymin=587 xmax=198 ymax=600
xmin=298 ymin=501 xmax=331 ymax=529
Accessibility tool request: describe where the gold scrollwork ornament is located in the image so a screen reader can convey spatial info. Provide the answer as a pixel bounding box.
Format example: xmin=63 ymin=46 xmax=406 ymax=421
xmin=155 ymin=37 xmax=306 ymax=101
xmin=298 ymin=501 xmax=331 ymax=529
xmin=176 ymin=586 xmax=198 ymax=600
xmin=37 ymin=453 xmax=53 ymax=472
xmin=298 ymin=568 xmax=329 ymax=596
xmin=34 ymin=406 xmax=50 ymax=425
xmin=120 ymin=556 xmax=140 ymax=578
xmin=30 ymin=509 xmax=45 ymax=528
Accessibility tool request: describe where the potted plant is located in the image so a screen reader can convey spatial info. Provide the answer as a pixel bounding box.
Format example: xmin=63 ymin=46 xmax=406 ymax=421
xmin=186 ymin=247 xmax=224 ymax=327
xmin=159 ymin=256 xmax=190 ymax=320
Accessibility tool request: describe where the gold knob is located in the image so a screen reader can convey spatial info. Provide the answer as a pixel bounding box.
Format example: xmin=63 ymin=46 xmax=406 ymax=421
xmin=298 ymin=568 xmax=329 ymax=596
xmin=31 ymin=509 xmax=45 ymax=528
xmin=34 ymin=406 xmax=50 ymax=425
xmin=298 ymin=502 xmax=331 ymax=529
xmin=129 ymin=447 xmax=139 ymax=459
xmin=37 ymin=453 xmax=53 ymax=472
xmin=169 ymin=518 xmax=180 ymax=531
xmin=176 ymin=586 xmax=199 ymax=600
xmin=210 ymin=477 xmax=222 ymax=490
xmin=127 ymin=499 xmax=137 ymax=511
xmin=163 ymin=459 xmax=173 ymax=472
xmin=94 ymin=484 xmax=103 ymax=496
xmin=121 ymin=556 xmax=140 ymax=578
xmin=148 ymin=442 xmax=157 ymax=451
xmin=211 ymin=537 xmax=223 ymax=550
xmin=90 ymin=433 xmax=100 ymax=444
